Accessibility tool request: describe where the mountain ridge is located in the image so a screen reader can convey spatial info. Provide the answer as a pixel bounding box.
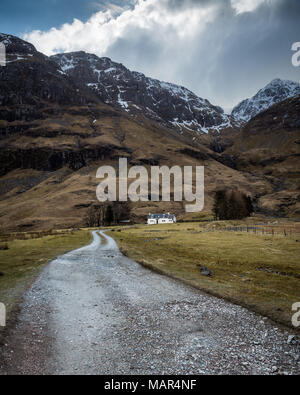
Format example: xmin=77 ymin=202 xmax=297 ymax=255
xmin=51 ymin=51 xmax=234 ymax=135
xmin=232 ymin=78 xmax=300 ymax=123
xmin=0 ymin=32 xmax=299 ymax=230
xmin=1 ymin=33 xmax=299 ymax=129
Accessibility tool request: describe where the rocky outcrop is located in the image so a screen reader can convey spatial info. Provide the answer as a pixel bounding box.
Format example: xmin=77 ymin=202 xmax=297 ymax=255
xmin=0 ymin=145 xmax=126 ymax=175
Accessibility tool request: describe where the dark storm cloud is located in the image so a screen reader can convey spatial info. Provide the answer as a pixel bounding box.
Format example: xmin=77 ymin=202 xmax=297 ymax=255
xmin=105 ymin=0 xmax=300 ymax=109
xmin=205 ymin=0 xmax=300 ymax=108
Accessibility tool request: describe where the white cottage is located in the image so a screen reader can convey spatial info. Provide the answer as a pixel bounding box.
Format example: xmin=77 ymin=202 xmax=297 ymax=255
xmin=147 ymin=213 xmax=176 ymax=225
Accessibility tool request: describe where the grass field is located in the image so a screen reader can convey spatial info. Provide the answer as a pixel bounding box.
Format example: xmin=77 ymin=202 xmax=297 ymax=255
xmin=0 ymin=229 xmax=93 ymax=325
xmin=108 ymin=222 xmax=300 ymax=328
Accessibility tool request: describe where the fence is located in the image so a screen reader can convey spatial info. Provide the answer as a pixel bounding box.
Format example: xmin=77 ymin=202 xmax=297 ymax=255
xmin=216 ymin=225 xmax=300 ymax=237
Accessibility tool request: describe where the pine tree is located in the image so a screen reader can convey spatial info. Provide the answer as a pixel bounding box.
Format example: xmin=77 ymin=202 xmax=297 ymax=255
xmin=246 ymin=195 xmax=254 ymax=216
xmin=213 ymin=190 xmax=253 ymax=220
xmin=213 ymin=190 xmax=227 ymax=220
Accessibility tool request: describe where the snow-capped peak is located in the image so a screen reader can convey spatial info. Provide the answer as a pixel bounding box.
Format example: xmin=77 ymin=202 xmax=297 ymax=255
xmin=51 ymin=51 xmax=234 ymax=134
xmin=232 ymin=78 xmax=300 ymax=123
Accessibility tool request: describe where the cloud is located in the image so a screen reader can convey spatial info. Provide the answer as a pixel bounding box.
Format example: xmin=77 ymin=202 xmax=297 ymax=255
xmin=23 ymin=0 xmax=219 ymax=55
xmin=23 ymin=0 xmax=300 ymax=108
xmin=231 ymin=0 xmax=267 ymax=14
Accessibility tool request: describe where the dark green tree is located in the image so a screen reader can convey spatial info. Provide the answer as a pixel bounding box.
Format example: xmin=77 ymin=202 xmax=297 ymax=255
xmin=213 ymin=190 xmax=227 ymax=220
xmin=213 ymin=190 xmax=253 ymax=220
xmin=246 ymin=195 xmax=254 ymax=216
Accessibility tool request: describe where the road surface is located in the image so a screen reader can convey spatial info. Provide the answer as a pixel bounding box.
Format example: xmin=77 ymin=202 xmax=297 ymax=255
xmin=0 ymin=231 xmax=299 ymax=375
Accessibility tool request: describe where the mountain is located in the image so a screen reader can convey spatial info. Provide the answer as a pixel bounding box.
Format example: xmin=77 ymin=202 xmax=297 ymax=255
xmin=51 ymin=51 xmax=233 ymax=134
xmin=232 ymin=78 xmax=300 ymax=123
xmin=0 ymin=33 xmax=272 ymax=231
xmin=0 ymin=33 xmax=299 ymax=231
xmin=222 ymin=94 xmax=300 ymax=217
xmin=0 ymin=34 xmax=96 ymax=108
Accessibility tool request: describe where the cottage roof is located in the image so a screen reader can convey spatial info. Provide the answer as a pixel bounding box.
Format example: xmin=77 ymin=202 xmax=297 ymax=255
xmin=148 ymin=213 xmax=175 ymax=219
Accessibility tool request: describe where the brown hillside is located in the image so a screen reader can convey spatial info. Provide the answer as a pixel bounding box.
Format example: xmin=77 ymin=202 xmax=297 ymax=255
xmin=220 ymin=95 xmax=300 ymax=217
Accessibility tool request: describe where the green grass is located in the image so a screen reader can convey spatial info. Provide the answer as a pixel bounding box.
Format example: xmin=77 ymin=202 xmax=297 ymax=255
xmin=0 ymin=229 xmax=92 ymax=320
xmin=108 ymin=222 xmax=300 ymax=328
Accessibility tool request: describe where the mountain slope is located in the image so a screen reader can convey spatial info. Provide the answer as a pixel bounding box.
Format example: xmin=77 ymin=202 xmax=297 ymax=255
xmin=51 ymin=51 xmax=233 ymax=134
xmin=224 ymin=95 xmax=300 ymax=216
xmin=232 ymin=78 xmax=300 ymax=123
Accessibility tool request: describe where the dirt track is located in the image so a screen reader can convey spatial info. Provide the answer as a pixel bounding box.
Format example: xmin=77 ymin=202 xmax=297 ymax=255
xmin=0 ymin=231 xmax=299 ymax=375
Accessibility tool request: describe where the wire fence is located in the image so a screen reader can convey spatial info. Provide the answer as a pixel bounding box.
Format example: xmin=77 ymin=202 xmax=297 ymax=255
xmin=212 ymin=225 xmax=300 ymax=237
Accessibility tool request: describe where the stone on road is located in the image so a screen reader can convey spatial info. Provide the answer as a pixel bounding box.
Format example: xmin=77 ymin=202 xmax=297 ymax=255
xmin=0 ymin=231 xmax=299 ymax=375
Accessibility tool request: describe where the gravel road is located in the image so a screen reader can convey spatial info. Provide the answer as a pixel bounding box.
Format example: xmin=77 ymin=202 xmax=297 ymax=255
xmin=0 ymin=230 xmax=299 ymax=375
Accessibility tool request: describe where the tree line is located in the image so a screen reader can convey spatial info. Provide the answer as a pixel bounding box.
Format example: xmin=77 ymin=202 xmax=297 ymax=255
xmin=85 ymin=189 xmax=253 ymax=226
xmin=85 ymin=202 xmax=130 ymax=227
xmin=212 ymin=189 xmax=254 ymax=220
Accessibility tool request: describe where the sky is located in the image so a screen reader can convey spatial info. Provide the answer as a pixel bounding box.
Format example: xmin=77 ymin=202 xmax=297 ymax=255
xmin=1 ymin=0 xmax=300 ymax=111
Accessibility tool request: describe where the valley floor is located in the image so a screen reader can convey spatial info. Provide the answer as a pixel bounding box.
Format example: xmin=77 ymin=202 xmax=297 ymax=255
xmin=109 ymin=221 xmax=300 ymax=327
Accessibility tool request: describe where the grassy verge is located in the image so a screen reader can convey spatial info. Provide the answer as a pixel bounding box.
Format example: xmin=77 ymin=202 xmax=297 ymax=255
xmin=108 ymin=222 xmax=300 ymax=328
xmin=0 ymin=229 xmax=92 ymax=329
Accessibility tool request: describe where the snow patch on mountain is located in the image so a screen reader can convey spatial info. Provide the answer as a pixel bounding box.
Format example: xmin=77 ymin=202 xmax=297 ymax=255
xmin=232 ymin=78 xmax=300 ymax=123
xmin=51 ymin=51 xmax=234 ymax=134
